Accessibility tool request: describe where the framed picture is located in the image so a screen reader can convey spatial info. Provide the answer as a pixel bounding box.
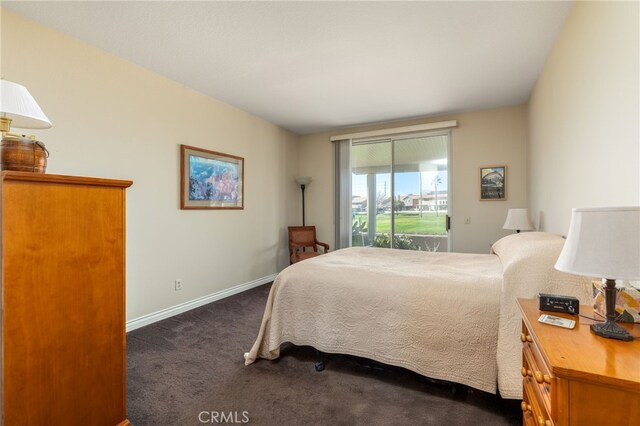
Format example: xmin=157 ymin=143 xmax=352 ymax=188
xmin=480 ymin=166 xmax=506 ymax=201
xmin=180 ymin=144 xmax=244 ymax=210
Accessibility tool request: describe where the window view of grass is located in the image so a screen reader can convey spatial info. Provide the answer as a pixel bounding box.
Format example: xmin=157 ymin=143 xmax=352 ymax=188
xmin=353 ymin=211 xmax=447 ymax=235
xmin=351 ymin=211 xmax=447 ymax=249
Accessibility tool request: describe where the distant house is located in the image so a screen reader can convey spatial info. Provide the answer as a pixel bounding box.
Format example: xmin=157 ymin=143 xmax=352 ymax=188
xmin=396 ymin=192 xmax=448 ymax=212
xmin=402 ymin=194 xmax=418 ymax=208
xmin=423 ymin=190 xmax=448 ymax=211
xmin=378 ymin=196 xmax=392 ymax=212
xmin=351 ymin=196 xmax=368 ymax=212
xmin=354 ymin=193 xmax=448 ymax=213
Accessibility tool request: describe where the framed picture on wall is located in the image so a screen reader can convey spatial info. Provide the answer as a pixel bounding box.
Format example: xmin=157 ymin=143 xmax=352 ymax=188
xmin=480 ymin=166 xmax=506 ymax=201
xmin=180 ymin=144 xmax=244 ymax=210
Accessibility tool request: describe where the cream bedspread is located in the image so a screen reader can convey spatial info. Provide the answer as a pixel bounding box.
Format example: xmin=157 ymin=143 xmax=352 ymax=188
xmin=491 ymin=233 xmax=592 ymax=399
xmin=245 ymin=233 xmax=593 ymax=398
xmin=245 ymin=247 xmax=504 ymax=394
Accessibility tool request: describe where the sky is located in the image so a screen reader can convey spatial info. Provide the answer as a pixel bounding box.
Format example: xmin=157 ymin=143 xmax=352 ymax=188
xmin=352 ymin=170 xmax=448 ymax=198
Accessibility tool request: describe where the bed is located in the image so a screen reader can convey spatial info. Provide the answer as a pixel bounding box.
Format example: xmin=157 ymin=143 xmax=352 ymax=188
xmin=244 ymin=232 xmax=593 ymax=399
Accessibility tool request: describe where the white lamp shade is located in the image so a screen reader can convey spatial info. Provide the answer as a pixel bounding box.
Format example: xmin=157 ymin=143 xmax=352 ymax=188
xmin=503 ymin=208 xmax=534 ymax=231
xmin=555 ymin=206 xmax=640 ymax=280
xmin=295 ymin=176 xmax=312 ymax=186
xmin=0 ymin=80 xmax=52 ymax=129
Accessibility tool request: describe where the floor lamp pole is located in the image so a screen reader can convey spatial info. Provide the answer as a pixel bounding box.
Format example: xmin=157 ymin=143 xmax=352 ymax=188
xmin=301 ymin=184 xmax=306 ymax=226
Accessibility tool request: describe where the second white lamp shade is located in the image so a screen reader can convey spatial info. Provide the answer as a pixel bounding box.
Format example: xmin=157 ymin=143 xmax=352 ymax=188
xmin=503 ymin=208 xmax=534 ymax=232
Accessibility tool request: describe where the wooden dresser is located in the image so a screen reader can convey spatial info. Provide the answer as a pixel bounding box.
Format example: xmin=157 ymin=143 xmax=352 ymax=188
xmin=0 ymin=171 xmax=132 ymax=425
xmin=517 ymin=298 xmax=640 ymax=426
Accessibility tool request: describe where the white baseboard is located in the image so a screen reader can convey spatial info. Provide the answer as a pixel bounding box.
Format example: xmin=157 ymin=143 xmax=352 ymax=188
xmin=126 ymin=274 xmax=277 ymax=333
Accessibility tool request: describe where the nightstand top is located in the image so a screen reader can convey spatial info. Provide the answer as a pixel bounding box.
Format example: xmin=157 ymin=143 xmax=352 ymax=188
xmin=517 ymin=298 xmax=640 ymax=392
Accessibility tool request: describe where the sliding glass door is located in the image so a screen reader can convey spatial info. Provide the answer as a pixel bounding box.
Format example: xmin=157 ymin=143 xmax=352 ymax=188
xmin=350 ymin=131 xmax=450 ymax=251
xmin=351 ymin=139 xmax=392 ymax=247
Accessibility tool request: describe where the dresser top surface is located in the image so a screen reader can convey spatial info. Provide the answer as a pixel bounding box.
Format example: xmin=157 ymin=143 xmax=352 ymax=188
xmin=1 ymin=170 xmax=132 ymax=188
xmin=517 ymin=298 xmax=640 ymax=388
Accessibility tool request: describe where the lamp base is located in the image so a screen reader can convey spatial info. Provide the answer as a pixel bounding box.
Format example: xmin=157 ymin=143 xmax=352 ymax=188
xmin=591 ymin=320 xmax=633 ymax=342
xmin=0 ymin=135 xmax=48 ymax=173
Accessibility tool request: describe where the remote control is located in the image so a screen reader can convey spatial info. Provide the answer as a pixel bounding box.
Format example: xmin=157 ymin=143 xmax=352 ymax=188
xmin=538 ymin=314 xmax=576 ymax=329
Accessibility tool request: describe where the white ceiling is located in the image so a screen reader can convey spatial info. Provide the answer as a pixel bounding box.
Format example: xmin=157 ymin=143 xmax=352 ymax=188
xmin=3 ymin=1 xmax=573 ymax=135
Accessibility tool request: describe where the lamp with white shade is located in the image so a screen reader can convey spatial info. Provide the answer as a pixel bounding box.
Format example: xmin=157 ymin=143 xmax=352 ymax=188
xmin=503 ymin=208 xmax=534 ymax=233
xmin=295 ymin=176 xmax=312 ymax=226
xmin=0 ymin=79 xmax=52 ymax=173
xmin=555 ymin=206 xmax=640 ymax=342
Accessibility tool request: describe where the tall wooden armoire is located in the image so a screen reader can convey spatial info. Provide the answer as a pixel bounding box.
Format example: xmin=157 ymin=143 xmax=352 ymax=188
xmin=0 ymin=171 xmax=132 ymax=426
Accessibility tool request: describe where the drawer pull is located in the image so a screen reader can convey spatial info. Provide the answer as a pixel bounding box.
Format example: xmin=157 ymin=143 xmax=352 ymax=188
xmin=521 ymin=401 xmax=532 ymax=412
xmin=543 ymin=374 xmax=552 ymax=384
xmin=521 ymin=367 xmax=527 ymax=377
xmin=534 ymin=371 xmax=544 ymax=384
xmin=526 ymin=335 xmax=533 ymax=342
xmin=520 ymin=333 xmax=527 ymax=342
xmin=535 ymin=415 xmax=552 ymax=426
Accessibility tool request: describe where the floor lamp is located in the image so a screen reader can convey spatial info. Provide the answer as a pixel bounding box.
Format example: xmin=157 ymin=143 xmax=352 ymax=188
xmin=295 ymin=176 xmax=312 ymax=226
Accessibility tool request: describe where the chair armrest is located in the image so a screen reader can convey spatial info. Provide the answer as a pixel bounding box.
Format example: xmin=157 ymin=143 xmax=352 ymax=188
xmin=315 ymin=241 xmax=330 ymax=252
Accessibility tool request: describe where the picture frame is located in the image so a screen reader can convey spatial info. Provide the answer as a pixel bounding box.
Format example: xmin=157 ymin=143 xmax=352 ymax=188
xmin=180 ymin=144 xmax=244 ymax=210
xmin=480 ymin=166 xmax=506 ymax=201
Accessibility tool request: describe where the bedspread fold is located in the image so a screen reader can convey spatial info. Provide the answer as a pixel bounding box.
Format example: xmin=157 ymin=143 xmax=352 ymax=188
xmin=492 ymin=233 xmax=593 ymax=399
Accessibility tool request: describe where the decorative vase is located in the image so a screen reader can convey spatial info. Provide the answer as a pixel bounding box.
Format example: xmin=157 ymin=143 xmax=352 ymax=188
xmin=0 ymin=135 xmax=48 ymax=173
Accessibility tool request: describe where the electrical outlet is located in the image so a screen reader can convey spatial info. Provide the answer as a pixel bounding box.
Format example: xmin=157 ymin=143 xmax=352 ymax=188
xmin=465 ymin=217 xmax=471 ymax=224
xmin=175 ymin=279 xmax=183 ymax=291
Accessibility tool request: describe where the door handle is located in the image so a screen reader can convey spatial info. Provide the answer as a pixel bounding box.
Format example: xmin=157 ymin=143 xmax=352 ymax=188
xmin=446 ymin=215 xmax=451 ymax=231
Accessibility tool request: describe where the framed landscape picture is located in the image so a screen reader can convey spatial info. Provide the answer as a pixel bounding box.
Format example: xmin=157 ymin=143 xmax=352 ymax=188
xmin=180 ymin=144 xmax=244 ymax=210
xmin=480 ymin=166 xmax=506 ymax=201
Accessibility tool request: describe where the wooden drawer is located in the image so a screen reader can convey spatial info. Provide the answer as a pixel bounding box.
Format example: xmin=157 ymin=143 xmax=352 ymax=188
xmin=522 ymin=384 xmax=538 ymax=426
xmin=522 ymin=344 xmax=553 ymax=411
xmin=521 ymin=323 xmax=554 ymax=426
xmin=522 ymin=381 xmax=553 ymax=426
xmin=522 ymin=355 xmax=554 ymax=426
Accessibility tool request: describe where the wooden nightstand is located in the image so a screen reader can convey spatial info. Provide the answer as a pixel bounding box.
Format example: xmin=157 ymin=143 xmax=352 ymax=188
xmin=517 ymin=298 xmax=640 ymax=426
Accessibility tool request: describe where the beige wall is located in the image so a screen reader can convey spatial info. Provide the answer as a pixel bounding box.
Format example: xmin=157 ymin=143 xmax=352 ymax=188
xmin=0 ymin=10 xmax=300 ymax=321
xmin=5 ymin=0 xmax=635 ymax=323
xmin=300 ymin=105 xmax=528 ymax=254
xmin=528 ymin=1 xmax=639 ymax=234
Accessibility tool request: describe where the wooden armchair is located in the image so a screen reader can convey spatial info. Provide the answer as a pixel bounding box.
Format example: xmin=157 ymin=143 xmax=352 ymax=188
xmin=288 ymin=226 xmax=330 ymax=264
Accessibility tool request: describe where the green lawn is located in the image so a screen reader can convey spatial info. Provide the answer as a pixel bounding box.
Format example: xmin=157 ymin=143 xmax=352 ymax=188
xmin=353 ymin=211 xmax=447 ymax=235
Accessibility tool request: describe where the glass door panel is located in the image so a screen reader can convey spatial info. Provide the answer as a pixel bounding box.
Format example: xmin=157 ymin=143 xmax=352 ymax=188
xmin=392 ymin=134 xmax=449 ymax=252
xmin=351 ymin=139 xmax=391 ymax=248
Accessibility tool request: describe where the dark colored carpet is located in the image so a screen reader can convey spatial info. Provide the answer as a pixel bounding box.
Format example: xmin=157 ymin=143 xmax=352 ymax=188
xmin=127 ymin=284 xmax=521 ymax=426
